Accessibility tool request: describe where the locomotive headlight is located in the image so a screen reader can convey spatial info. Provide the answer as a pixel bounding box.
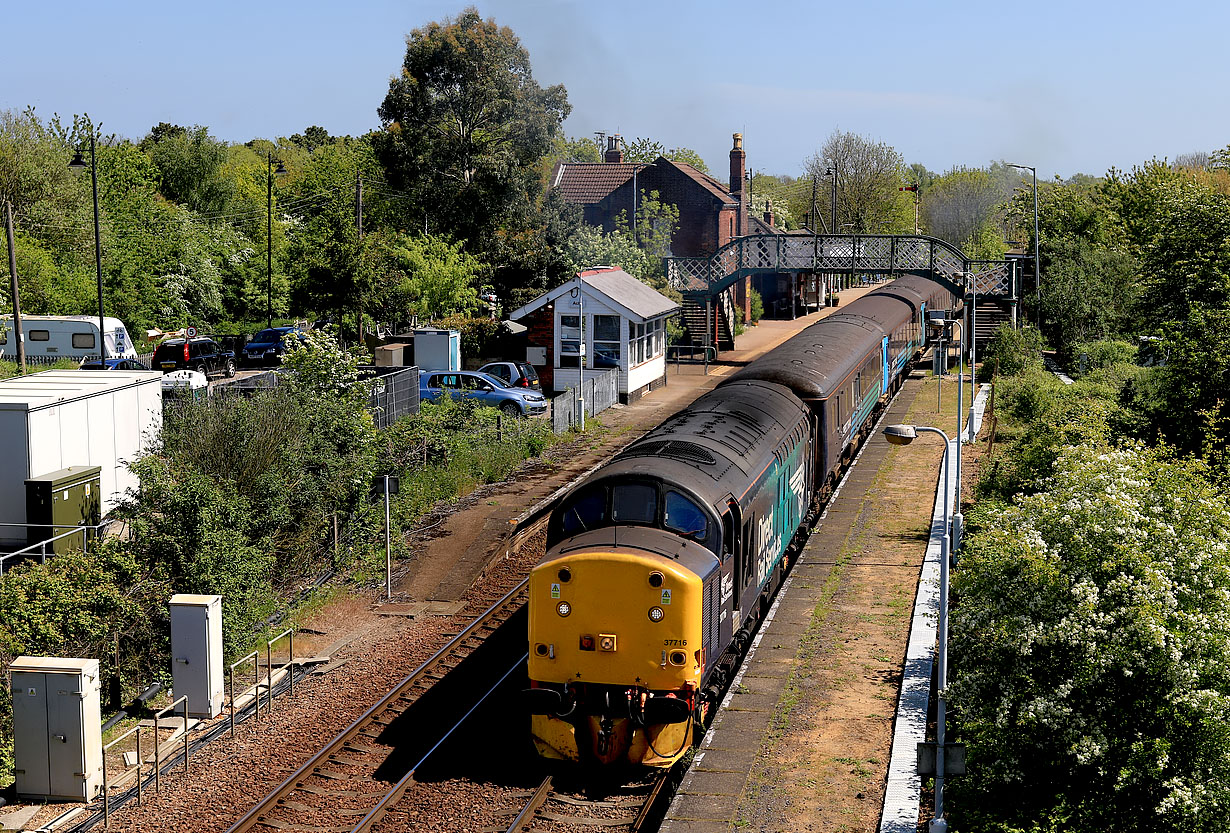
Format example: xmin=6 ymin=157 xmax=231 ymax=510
xmin=648 ymin=606 xmax=665 ymax=623
xmin=557 ymin=601 xmax=572 ymax=617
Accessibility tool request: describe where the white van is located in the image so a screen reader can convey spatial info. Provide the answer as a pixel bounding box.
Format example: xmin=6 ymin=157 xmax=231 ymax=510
xmin=0 ymin=315 xmax=138 ymax=362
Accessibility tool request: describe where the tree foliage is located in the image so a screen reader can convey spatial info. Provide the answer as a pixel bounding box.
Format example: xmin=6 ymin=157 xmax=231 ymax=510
xmin=951 ymin=444 xmax=1230 ymax=832
xmin=804 ymin=129 xmax=913 ymax=233
xmin=374 ymin=8 xmax=570 ymax=244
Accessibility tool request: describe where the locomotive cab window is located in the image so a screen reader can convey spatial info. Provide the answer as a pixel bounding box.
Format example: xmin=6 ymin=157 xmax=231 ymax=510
xmin=559 ymin=486 xmax=608 ymax=537
xmin=612 ymin=482 xmax=657 ymax=525
xmin=664 ymin=491 xmax=711 ymax=547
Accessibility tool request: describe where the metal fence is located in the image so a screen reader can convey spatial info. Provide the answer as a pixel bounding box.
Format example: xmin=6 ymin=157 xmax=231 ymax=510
xmin=551 ymin=369 xmax=618 ymax=432
xmin=368 ymin=366 xmax=420 ymax=429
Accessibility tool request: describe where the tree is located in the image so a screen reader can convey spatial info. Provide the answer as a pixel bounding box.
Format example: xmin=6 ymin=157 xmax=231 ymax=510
xmin=950 ymin=443 xmax=1230 ymax=832
xmin=143 ymin=124 xmax=234 ymax=215
xmin=921 ymin=166 xmax=1008 ymax=248
xmin=621 ymin=137 xmax=709 ymax=173
xmin=374 ymin=8 xmax=570 ymax=244
xmin=289 ymin=125 xmax=333 ymax=153
xmin=804 ymin=130 xmax=912 ymax=233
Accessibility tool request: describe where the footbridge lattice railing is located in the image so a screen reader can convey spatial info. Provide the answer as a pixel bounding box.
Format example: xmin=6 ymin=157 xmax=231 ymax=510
xmin=666 ymin=234 xmax=1016 ymax=300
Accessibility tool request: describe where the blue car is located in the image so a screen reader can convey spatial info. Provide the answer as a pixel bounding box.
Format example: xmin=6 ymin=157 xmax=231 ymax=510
xmin=419 ymin=370 xmax=548 ymax=417
xmin=242 ymin=327 xmax=305 ymax=367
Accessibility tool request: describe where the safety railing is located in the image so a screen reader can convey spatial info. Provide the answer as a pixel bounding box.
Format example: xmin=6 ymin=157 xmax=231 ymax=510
xmin=101 ymin=695 xmax=190 ymax=828
xmin=666 ymin=344 xmax=717 ymax=376
xmin=0 ymin=522 xmax=106 ymax=575
xmin=102 ymin=723 xmax=146 ymax=827
xmin=227 ymin=628 xmax=295 ymax=736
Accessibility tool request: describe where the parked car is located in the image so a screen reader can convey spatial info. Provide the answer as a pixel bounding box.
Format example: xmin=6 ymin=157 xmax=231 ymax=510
xmin=420 ymin=370 xmax=547 ymax=417
xmin=242 ymin=326 xmax=305 ymax=367
xmin=152 ymin=337 xmax=236 ymax=378
xmin=478 ymin=360 xmax=541 ymax=391
xmin=79 ymin=358 xmax=151 ymax=370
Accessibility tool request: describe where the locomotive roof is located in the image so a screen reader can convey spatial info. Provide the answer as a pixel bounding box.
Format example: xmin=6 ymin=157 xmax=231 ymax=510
xmin=576 ymin=379 xmax=809 ymax=509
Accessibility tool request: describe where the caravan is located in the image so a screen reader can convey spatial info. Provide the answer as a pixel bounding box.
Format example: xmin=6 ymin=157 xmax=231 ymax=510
xmin=0 ymin=315 xmax=138 ymax=363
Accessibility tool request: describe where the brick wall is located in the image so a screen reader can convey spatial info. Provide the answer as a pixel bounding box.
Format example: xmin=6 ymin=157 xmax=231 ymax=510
xmin=524 ymin=305 xmax=555 ymax=392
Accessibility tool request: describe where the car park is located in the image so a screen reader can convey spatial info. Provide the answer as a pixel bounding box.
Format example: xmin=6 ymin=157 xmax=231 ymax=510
xmin=420 ymin=370 xmax=547 ymax=417
xmin=151 ymin=337 xmax=236 ymax=378
xmin=79 ymin=358 xmax=151 ymax=370
xmin=242 ymin=326 xmax=305 ymax=367
xmin=478 ymin=360 xmax=541 ymax=391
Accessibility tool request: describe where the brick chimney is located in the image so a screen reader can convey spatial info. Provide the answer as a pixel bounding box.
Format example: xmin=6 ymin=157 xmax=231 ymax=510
xmin=764 ymin=199 xmax=775 ymax=228
xmin=605 ymin=134 xmax=624 ymax=163
xmin=729 ymin=133 xmax=745 ymax=196
xmin=730 ymin=133 xmax=746 ymax=236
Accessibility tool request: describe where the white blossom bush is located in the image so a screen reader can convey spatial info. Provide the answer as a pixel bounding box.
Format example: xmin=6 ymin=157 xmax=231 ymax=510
xmin=949 ymin=443 xmax=1230 ymax=832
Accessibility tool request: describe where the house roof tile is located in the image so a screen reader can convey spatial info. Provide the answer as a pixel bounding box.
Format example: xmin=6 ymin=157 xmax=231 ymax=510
xmin=552 ymin=162 xmax=639 ymax=204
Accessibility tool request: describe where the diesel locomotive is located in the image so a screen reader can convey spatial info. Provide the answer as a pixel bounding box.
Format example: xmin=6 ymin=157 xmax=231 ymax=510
xmin=524 ymin=275 xmax=955 ymax=767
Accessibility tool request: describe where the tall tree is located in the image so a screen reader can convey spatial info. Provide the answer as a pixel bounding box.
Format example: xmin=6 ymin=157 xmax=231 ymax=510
xmin=921 ymin=166 xmax=1011 ymax=249
xmin=142 ymin=124 xmax=234 ymax=215
xmin=374 ymin=8 xmax=570 ymax=244
xmin=805 ymin=130 xmax=912 ymax=233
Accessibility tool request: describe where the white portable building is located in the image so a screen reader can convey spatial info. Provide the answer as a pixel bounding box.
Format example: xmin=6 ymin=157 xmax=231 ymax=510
xmin=0 ymin=370 xmax=162 ymax=547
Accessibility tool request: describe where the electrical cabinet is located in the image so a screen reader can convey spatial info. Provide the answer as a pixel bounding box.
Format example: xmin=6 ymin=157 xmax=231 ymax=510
xmin=169 ymin=594 xmax=224 ymax=718
xmin=25 ymin=465 xmax=102 ymax=551
xmin=10 ymin=657 xmax=103 ymax=802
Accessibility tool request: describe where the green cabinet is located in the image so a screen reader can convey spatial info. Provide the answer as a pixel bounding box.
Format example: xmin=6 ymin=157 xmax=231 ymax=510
xmin=25 ymin=466 xmax=101 ymax=552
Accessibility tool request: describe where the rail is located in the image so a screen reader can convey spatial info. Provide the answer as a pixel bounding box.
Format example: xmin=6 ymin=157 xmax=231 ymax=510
xmin=224 ymin=579 xmax=528 ymax=833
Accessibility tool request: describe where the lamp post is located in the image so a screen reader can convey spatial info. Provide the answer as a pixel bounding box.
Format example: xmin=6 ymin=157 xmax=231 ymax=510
xmin=883 ymin=423 xmax=954 ymax=833
xmin=570 ymin=276 xmax=586 ymax=430
xmin=1006 ymin=163 xmax=1040 ymax=322
xmin=68 ymin=131 xmax=106 ymax=361
xmin=266 ymin=153 xmax=288 ymax=329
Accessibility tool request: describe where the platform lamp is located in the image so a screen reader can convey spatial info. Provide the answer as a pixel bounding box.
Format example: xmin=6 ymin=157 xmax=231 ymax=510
xmin=883 ymin=423 xmax=954 ymax=833
xmin=69 ymin=131 xmax=107 ymax=361
xmin=1006 ymin=163 xmax=1040 ymax=322
xmin=266 ymin=153 xmax=288 ymax=329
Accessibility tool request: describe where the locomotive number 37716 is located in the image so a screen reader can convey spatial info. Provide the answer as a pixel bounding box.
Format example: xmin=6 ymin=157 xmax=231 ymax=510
xmin=663 ymin=639 xmax=688 ymax=646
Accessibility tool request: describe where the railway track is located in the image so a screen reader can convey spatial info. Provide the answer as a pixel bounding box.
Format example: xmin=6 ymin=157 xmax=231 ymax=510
xmin=225 ymin=579 xmax=529 ymax=833
xmin=496 ymin=771 xmax=671 ymax=833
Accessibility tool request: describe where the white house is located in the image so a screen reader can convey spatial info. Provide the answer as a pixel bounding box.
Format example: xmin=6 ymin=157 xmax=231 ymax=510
xmin=510 ymin=267 xmax=680 ymax=402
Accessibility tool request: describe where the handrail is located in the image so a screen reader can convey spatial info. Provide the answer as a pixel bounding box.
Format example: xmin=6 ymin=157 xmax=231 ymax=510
xmin=266 ymin=628 xmax=295 ymax=712
xmin=228 ymin=650 xmax=261 ymax=735
xmin=0 ymin=522 xmax=107 ymax=574
xmin=152 ymin=695 xmax=190 ymax=794
xmin=102 ymin=723 xmax=145 ymax=828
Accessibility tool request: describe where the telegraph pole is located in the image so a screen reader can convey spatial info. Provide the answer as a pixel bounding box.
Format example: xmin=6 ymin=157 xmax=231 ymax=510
xmin=356 ymin=171 xmax=364 ymax=346
xmin=4 ymin=201 xmax=26 ymax=373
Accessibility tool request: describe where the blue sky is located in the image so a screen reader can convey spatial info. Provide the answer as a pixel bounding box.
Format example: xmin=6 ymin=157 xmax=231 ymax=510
xmin=7 ymin=0 xmax=1226 ymax=181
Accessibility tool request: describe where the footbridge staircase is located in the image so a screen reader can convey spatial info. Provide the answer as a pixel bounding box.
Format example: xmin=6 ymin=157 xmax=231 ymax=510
xmin=666 ymin=233 xmax=1020 ymax=352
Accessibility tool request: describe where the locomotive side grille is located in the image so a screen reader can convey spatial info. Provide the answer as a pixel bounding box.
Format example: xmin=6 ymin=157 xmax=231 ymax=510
xmin=622 ymin=440 xmax=716 ymax=466
xmin=703 ymin=575 xmax=714 ymax=652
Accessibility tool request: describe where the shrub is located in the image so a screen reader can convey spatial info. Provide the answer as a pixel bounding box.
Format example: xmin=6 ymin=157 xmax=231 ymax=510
xmin=978 ymin=324 xmax=1043 ymax=380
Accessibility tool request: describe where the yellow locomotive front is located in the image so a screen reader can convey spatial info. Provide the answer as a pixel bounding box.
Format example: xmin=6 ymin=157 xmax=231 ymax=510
xmin=526 ymin=539 xmax=707 ymax=767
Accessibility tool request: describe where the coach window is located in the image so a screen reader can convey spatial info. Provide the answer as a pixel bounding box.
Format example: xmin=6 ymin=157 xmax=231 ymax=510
xmin=664 ymin=490 xmax=710 ymax=547
xmin=29 ymin=330 xmax=50 ymax=341
xmin=612 ymin=481 xmax=657 ymax=525
xmin=72 ymin=332 xmax=96 ymax=349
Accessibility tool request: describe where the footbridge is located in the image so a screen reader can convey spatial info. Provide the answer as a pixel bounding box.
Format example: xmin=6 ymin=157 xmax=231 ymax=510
xmin=666 ymin=232 xmax=1019 ymax=349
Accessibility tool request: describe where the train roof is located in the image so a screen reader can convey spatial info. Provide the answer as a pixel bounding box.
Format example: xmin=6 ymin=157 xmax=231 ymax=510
xmin=867 ymin=275 xmax=955 ymax=311
xmin=580 ymin=379 xmax=808 ymax=508
xmin=720 ymin=313 xmax=886 ymax=401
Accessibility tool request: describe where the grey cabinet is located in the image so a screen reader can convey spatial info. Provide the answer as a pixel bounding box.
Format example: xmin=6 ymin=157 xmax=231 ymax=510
xmin=10 ymin=657 xmax=102 ymax=801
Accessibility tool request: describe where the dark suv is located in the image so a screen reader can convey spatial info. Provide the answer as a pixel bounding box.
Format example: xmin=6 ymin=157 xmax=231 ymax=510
xmin=478 ymin=360 xmax=541 ymax=391
xmin=242 ymin=326 xmax=305 ymax=367
xmin=152 ymin=337 xmax=237 ymax=378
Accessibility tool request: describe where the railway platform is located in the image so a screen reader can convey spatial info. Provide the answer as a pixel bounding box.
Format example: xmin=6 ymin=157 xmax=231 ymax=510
xmin=659 ymin=371 xmax=956 ymax=832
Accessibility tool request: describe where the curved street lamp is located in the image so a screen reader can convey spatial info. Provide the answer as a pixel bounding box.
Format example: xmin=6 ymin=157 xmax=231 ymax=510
xmin=883 ymin=422 xmax=954 ymax=833
xmin=266 ymin=153 xmax=288 ymax=329
xmin=68 ymin=131 xmax=106 ymax=360
xmin=1006 ymin=163 xmax=1040 ymax=322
